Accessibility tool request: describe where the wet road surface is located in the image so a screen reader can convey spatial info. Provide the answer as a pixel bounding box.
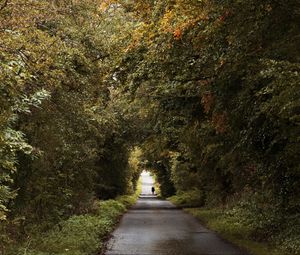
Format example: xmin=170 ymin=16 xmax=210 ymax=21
xmin=105 ymin=172 xmax=248 ymax=255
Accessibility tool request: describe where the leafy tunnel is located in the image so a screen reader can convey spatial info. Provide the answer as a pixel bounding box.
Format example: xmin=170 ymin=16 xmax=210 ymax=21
xmin=0 ymin=0 xmax=299 ymax=254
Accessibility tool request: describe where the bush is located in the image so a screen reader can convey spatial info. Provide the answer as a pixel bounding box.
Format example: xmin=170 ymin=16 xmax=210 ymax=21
xmin=9 ymin=195 xmax=138 ymax=255
xmin=168 ymin=189 xmax=205 ymax=207
xmin=185 ymin=202 xmax=300 ymax=255
xmin=30 ymin=216 xmax=107 ymax=254
xmin=98 ymin=200 xmax=126 ymax=219
xmin=116 ymin=195 xmax=138 ymax=208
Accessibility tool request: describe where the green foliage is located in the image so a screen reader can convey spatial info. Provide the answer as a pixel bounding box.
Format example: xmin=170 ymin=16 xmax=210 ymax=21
xmin=9 ymin=195 xmax=137 ymax=255
xmin=33 ymin=215 xmax=111 ymax=254
xmin=186 ymin=203 xmax=300 ymax=255
xmin=127 ymin=147 xmax=143 ymax=192
xmin=0 ymin=1 xmax=141 ymax=253
xmin=169 ymin=190 xmax=205 ymax=208
xmin=111 ymin=1 xmax=299 ymax=254
xmin=97 ymin=200 xmax=126 ymax=218
xmin=117 ymin=195 xmax=138 ymax=208
xmin=185 ymin=208 xmax=278 ymax=255
xmin=1 ymin=0 xmax=299 ymax=254
xmin=0 ymin=89 xmax=50 ymax=221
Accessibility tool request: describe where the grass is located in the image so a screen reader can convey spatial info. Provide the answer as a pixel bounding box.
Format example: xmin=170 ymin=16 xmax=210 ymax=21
xmin=9 ymin=186 xmax=141 ymax=255
xmin=169 ymin=192 xmax=299 ymax=255
xmin=184 ymin=208 xmax=283 ymax=255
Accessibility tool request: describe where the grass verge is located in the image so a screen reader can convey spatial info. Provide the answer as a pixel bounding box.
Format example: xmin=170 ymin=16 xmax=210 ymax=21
xmin=169 ymin=192 xmax=299 ymax=255
xmin=9 ymin=188 xmax=140 ymax=255
xmin=184 ymin=208 xmax=284 ymax=255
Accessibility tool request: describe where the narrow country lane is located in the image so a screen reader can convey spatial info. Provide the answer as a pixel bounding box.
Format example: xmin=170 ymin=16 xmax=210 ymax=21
xmin=105 ymin=172 xmax=249 ymax=255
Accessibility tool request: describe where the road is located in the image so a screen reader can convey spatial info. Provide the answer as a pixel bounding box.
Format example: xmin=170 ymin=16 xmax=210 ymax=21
xmin=105 ymin=171 xmax=248 ymax=255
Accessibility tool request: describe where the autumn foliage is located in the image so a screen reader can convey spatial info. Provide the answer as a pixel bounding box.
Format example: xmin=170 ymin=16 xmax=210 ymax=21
xmin=0 ymin=0 xmax=299 ymax=254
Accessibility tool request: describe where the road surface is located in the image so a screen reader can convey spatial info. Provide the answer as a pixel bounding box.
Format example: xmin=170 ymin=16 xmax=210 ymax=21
xmin=105 ymin=171 xmax=248 ymax=255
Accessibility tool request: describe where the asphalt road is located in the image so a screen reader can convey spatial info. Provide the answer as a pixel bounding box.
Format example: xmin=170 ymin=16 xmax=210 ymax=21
xmin=105 ymin=172 xmax=248 ymax=255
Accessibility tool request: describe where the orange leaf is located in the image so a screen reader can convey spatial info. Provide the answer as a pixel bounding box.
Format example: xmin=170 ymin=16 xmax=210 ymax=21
xmin=173 ymin=28 xmax=182 ymax=40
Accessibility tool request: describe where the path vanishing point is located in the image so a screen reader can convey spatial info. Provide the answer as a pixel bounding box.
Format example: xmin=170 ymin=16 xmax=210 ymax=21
xmin=105 ymin=171 xmax=249 ymax=255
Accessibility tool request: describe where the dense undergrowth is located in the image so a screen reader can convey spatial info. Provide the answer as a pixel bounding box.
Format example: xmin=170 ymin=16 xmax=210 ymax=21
xmin=170 ymin=193 xmax=300 ymax=255
xmin=7 ymin=192 xmax=139 ymax=255
xmin=168 ymin=189 xmax=204 ymax=208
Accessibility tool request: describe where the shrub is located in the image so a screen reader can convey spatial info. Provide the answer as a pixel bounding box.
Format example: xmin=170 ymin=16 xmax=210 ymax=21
xmin=34 ymin=215 xmax=112 ymax=254
xmin=185 ymin=198 xmax=300 ymax=255
xmin=117 ymin=195 xmax=137 ymax=208
xmin=168 ymin=189 xmax=205 ymax=207
xmin=9 ymin=195 xmax=137 ymax=255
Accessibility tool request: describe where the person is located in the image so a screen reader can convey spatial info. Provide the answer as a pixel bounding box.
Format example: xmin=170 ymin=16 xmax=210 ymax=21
xmin=151 ymin=186 xmax=155 ymax=195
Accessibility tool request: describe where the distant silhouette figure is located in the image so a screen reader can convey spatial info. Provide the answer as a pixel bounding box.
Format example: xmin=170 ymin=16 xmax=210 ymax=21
xmin=151 ymin=186 xmax=155 ymax=195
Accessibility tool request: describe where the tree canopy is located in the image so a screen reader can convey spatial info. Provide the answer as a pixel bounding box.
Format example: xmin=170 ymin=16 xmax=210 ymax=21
xmin=0 ymin=0 xmax=299 ymax=254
